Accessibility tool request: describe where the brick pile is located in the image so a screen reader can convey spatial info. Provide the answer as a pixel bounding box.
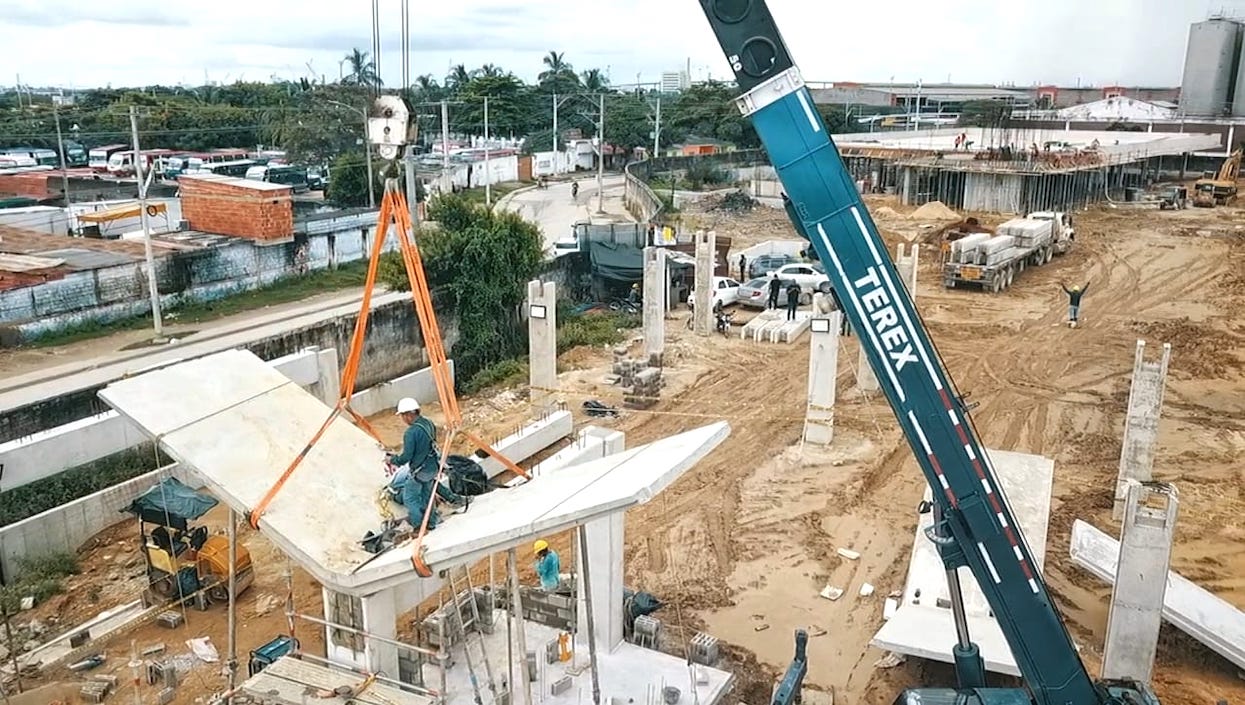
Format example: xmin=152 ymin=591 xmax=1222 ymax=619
xmin=612 ymin=348 xmax=662 ymax=410
xmin=418 ymin=587 xmax=496 ymax=648
xmin=179 ymin=174 xmax=293 ymax=240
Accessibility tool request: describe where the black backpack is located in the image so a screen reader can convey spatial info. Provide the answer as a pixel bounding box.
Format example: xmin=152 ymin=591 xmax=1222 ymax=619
xmin=445 ymin=455 xmax=494 ymax=496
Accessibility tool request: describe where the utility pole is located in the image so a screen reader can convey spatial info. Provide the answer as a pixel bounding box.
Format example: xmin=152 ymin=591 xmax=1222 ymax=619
xmin=441 ymin=99 xmax=451 ymax=194
xmin=552 ymin=93 xmax=558 ymax=155
xmin=129 ymin=106 xmax=164 ymax=340
xmin=405 ymin=144 xmax=420 ymax=229
xmin=596 ymin=93 xmax=605 ymax=214
xmin=52 ymin=103 xmax=71 ymax=215
xmin=483 ymin=96 xmax=491 ymax=206
xmin=226 ymin=509 xmax=238 ymax=704
xmin=363 ymin=109 xmax=376 ymax=208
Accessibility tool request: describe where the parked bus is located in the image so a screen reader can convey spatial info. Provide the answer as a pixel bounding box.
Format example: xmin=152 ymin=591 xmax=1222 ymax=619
xmin=2 ymin=147 xmax=58 ymax=166
xmin=245 ymin=164 xmax=309 ymax=192
xmin=0 ymin=154 xmax=38 ymax=168
xmin=63 ymin=140 xmax=88 ymax=167
xmin=202 ymin=159 xmax=257 ymax=177
xmin=107 ymin=149 xmax=175 ymax=177
xmin=89 ymin=144 xmax=130 ymax=171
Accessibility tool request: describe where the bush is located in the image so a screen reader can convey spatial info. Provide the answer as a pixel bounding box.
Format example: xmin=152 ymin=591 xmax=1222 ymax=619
xmin=464 ymin=358 xmax=529 ymax=394
xmin=0 ymin=552 xmax=79 ymax=614
xmin=0 ymin=445 xmax=170 ymax=527
xmin=378 ymin=194 xmax=544 ymax=387
xmin=557 ymin=311 xmax=640 ymax=353
xmin=684 ymin=161 xmax=728 ymax=190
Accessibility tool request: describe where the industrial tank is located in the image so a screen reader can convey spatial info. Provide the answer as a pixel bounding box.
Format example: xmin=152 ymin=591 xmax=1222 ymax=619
xmin=1181 ymin=19 xmax=1242 ymax=116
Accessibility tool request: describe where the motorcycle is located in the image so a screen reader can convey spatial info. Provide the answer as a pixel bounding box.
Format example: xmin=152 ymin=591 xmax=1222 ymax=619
xmin=714 ymin=309 xmax=734 ymax=337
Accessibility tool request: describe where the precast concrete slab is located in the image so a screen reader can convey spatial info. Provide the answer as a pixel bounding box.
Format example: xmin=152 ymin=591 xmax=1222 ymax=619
xmin=870 ymin=448 xmax=1054 ymax=675
xmin=433 ymin=608 xmax=734 ymax=705
xmin=100 ymin=350 xmax=726 ymax=595
xmin=741 ymin=310 xmax=811 ymax=343
xmin=1070 ymin=519 xmax=1245 ymax=671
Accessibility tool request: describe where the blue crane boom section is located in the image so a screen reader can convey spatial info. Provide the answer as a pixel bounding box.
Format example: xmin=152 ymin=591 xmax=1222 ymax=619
xmin=691 ymin=2 xmax=1100 ymax=704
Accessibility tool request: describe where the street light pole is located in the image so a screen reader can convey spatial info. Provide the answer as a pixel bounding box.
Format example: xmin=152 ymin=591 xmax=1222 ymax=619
xmin=652 ymin=96 xmax=661 ymax=159
xmin=52 ymin=103 xmax=72 ymax=219
xmin=483 ymin=96 xmax=491 ymax=206
xmin=596 ymin=93 xmax=605 ymax=214
xmin=128 ymin=106 xmax=164 ymax=340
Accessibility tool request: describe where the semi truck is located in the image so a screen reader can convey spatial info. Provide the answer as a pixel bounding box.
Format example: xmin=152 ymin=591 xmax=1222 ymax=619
xmin=941 ymin=211 xmax=1074 ymax=292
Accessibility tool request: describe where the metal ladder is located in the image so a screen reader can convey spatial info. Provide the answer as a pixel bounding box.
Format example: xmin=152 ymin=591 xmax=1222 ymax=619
xmin=446 ymin=566 xmax=501 ymax=705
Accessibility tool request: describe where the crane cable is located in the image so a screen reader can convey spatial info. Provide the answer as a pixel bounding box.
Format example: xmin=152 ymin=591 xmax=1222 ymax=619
xmin=248 ymin=180 xmax=530 ymax=579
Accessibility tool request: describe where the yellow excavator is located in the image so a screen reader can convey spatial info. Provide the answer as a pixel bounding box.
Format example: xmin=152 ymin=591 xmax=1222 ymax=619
xmin=1193 ymin=148 xmax=1241 ymax=207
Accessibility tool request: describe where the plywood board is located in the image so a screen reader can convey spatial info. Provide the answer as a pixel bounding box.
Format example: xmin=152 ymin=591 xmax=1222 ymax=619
xmin=1070 ymin=519 xmax=1245 ymax=671
xmin=244 ymin=656 xmax=433 ymax=705
xmin=870 ymin=448 xmax=1054 ymax=675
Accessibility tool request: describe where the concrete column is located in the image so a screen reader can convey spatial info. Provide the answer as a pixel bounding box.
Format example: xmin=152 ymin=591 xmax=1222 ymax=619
xmin=321 ymin=587 xmax=400 ymax=678
xmin=1114 ymin=340 xmax=1172 ymax=520
xmin=1102 ymin=481 xmax=1178 ymax=683
xmin=895 ymin=243 xmax=919 ymax=296
xmin=642 ymin=247 xmax=665 ymax=367
xmin=315 ymin=346 xmax=341 ymax=405
xmin=805 ymin=306 xmax=841 ymax=445
xmin=575 ymin=430 xmax=626 ymax=654
xmin=527 ymin=279 xmax=558 ymax=413
xmin=693 ymin=230 xmax=715 ymax=335
xmin=856 ymin=338 xmax=879 ymax=392
xmin=900 ymin=167 xmax=913 ymax=205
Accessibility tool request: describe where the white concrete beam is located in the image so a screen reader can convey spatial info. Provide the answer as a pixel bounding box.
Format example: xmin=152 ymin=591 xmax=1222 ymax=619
xmin=1114 ymin=340 xmax=1171 ymax=519
xmin=805 ymin=309 xmax=841 ymax=445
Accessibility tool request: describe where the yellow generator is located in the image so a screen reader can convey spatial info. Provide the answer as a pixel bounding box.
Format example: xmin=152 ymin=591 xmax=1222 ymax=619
xmin=126 ymin=477 xmax=255 ymax=605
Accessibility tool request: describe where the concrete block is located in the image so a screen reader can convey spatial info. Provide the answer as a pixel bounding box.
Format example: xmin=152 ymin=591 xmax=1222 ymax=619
xmin=526 ymin=651 xmax=537 ymax=681
xmin=689 ymin=632 xmax=720 ymax=666
xmin=158 ymin=686 xmax=176 ymax=705
xmin=156 ymin=611 xmax=183 ymax=629
xmin=552 ymin=675 xmax=573 ymax=695
xmin=545 ymin=638 xmax=560 ymax=664
xmin=141 ymin=643 xmax=166 ymax=657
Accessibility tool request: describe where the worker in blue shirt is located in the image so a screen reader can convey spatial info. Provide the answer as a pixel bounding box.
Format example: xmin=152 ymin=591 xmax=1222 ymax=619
xmin=387 ymin=397 xmax=464 ymax=530
xmin=533 ymin=539 xmax=561 ymax=591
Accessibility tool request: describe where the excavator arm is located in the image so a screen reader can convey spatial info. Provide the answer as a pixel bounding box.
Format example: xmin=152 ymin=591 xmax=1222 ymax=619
xmin=692 ymin=3 xmax=1158 ymax=705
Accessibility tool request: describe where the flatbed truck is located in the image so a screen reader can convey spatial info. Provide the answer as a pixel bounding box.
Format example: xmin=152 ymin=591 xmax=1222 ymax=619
xmin=942 ymin=211 xmax=1074 ymax=292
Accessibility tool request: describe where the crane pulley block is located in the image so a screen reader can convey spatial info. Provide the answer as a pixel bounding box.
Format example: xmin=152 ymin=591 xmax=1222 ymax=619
xmin=368 ymin=96 xmax=418 ymax=161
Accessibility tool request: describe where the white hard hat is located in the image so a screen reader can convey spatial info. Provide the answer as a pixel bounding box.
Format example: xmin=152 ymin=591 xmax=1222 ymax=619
xmin=396 ymin=397 xmax=420 ymax=414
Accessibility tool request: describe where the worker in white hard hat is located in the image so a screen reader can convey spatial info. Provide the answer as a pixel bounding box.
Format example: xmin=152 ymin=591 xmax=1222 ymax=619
xmin=533 ymin=539 xmax=561 ymax=591
xmin=386 ymin=397 xmax=464 ymax=530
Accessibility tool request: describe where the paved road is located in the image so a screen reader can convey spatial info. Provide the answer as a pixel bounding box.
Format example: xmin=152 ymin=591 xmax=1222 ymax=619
xmin=0 ymin=290 xmax=407 ymax=414
xmin=497 ymin=175 xmax=631 ymax=253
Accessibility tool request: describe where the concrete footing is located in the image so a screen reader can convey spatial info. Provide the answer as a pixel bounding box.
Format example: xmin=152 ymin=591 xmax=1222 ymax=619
xmin=804 ymin=307 xmax=841 ymax=445
xmin=1101 ymin=480 xmax=1178 ymax=683
xmin=1114 ymin=339 xmax=1171 ymax=519
xmin=527 ymin=279 xmax=558 ymax=413
xmin=740 ymin=310 xmax=811 ymax=343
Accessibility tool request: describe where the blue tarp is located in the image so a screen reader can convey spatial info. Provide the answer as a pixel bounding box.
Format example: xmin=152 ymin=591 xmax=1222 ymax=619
xmin=124 ymin=477 xmax=219 ymax=530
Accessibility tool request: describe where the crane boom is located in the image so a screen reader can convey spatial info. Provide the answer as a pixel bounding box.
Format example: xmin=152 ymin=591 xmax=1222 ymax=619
xmin=692 ymin=2 xmax=1157 ymax=704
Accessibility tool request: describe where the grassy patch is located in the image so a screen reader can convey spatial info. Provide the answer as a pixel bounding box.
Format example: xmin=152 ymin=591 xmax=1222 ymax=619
xmin=452 ymin=181 xmax=528 ymax=207
xmin=0 ymin=445 xmax=171 ymax=527
xmin=463 ymin=357 xmax=529 ymax=395
xmin=0 ymin=552 xmax=79 ymax=613
xmin=557 ymin=310 xmax=640 ymax=354
xmin=26 ymin=262 xmax=370 ymax=349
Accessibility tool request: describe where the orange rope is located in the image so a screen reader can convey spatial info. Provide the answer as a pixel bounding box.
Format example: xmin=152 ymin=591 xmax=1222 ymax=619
xmin=248 ymin=179 xmax=530 ymax=549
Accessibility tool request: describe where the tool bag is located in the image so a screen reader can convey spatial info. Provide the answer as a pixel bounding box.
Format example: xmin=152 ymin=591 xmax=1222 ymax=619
xmin=445 ymin=455 xmax=493 ymax=496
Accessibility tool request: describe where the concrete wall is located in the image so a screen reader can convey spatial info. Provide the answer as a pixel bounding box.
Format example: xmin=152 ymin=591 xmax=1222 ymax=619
xmin=0 ymin=463 xmax=194 ymax=583
xmin=0 ymin=214 xmax=396 ymax=341
xmin=962 ymin=172 xmax=1024 ymax=213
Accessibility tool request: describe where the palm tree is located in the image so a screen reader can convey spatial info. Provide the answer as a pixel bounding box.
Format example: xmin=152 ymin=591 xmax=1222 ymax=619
xmin=446 ymin=64 xmax=472 ymax=93
xmin=414 ymin=74 xmax=441 ymax=100
xmin=581 ymin=68 xmax=608 ymax=93
xmin=478 ymin=64 xmax=504 ymax=79
xmin=342 ymin=48 xmax=381 ymax=88
xmin=538 ymin=51 xmax=579 ymax=93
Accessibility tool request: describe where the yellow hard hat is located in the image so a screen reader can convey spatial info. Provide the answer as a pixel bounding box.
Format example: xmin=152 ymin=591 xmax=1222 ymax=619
xmin=533 ymin=539 xmax=549 ymax=553
xmin=1071 ymin=285 xmax=1080 ymax=292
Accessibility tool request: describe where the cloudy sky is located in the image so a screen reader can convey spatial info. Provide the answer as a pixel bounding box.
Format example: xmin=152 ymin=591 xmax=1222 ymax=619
xmin=4 ymin=0 xmax=1241 ymax=89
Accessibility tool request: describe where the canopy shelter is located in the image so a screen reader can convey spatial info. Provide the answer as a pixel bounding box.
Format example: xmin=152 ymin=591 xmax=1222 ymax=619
xmin=123 ymin=476 xmax=219 ymax=532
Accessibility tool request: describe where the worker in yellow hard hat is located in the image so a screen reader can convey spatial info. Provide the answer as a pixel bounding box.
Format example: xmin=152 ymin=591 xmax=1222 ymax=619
xmin=1060 ymin=281 xmax=1090 ymax=328
xmin=533 ymin=539 xmax=560 ymax=591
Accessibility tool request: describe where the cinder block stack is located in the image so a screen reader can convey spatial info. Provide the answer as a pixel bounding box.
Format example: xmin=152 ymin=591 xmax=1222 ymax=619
xmin=497 ymin=585 xmax=578 ymax=631
xmin=625 ymin=367 xmax=662 ymax=409
xmin=689 ymin=632 xmax=720 ymax=666
xmin=419 ymin=587 xmax=496 ymax=647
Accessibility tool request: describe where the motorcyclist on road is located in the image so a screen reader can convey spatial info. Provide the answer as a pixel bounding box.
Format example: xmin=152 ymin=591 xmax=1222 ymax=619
xmin=571 ymin=180 xmax=579 ymax=201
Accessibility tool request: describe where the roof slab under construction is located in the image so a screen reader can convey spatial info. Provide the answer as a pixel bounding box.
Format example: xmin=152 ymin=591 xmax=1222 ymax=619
xmin=99 ymin=349 xmax=730 ymax=596
xmin=833 ymin=126 xmax=1223 ymax=174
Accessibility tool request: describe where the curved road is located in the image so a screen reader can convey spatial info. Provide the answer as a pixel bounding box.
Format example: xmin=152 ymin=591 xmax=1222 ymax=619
xmin=497 ymin=174 xmax=631 ymax=253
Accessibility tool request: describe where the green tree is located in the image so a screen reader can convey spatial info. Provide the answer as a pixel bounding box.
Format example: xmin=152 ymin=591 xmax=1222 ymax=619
xmin=603 ymin=93 xmax=653 ymax=154
xmin=342 ymin=48 xmax=382 ymax=88
xmin=538 ymin=51 xmax=580 ymax=95
xmin=580 ymin=68 xmax=609 ymax=93
xmin=378 ymin=195 xmax=544 ymax=385
xmin=456 ymin=73 xmax=539 ymax=138
xmin=446 ymin=64 xmax=474 ymax=94
xmin=668 ymin=80 xmax=759 ymax=148
xmin=326 ymin=151 xmax=373 ymax=207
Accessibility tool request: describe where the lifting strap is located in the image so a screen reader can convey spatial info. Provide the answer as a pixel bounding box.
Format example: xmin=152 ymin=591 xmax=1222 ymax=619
xmin=248 ymin=180 xmax=529 ymax=542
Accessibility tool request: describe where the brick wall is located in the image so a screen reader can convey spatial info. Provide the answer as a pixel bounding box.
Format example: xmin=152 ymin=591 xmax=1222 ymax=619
xmin=179 ymin=174 xmax=293 ymax=240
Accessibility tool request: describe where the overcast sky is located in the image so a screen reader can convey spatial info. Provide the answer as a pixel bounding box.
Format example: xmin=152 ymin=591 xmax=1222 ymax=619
xmin=4 ymin=0 xmax=1243 ymax=90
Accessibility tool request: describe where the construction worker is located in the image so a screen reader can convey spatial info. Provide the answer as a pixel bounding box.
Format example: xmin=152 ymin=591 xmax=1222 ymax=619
xmin=1060 ymin=282 xmax=1090 ymax=328
xmin=533 ymin=539 xmax=561 ymax=591
xmin=738 ymin=254 xmax=747 ymax=282
xmin=387 ymin=397 xmax=464 ymax=530
xmin=785 ymin=283 xmax=801 ymax=321
xmin=766 ymin=274 xmax=782 ymax=310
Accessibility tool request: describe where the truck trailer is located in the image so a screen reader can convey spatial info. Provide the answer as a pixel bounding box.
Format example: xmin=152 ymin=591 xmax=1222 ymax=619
xmin=942 ymin=211 xmax=1074 ymax=292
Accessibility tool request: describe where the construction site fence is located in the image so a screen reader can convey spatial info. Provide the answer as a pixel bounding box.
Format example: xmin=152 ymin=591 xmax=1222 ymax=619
xmin=623 ymin=149 xmax=770 ymax=223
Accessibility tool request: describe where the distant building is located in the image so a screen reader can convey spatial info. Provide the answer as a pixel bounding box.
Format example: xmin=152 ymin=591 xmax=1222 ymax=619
xmin=660 ymin=71 xmax=690 ymax=93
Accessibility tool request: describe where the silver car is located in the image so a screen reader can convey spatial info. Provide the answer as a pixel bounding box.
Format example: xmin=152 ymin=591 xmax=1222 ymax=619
xmin=736 ymin=277 xmax=811 ymax=309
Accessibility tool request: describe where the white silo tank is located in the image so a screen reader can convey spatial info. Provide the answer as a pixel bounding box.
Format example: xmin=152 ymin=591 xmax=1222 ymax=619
xmin=1181 ymin=18 xmax=1242 ymax=116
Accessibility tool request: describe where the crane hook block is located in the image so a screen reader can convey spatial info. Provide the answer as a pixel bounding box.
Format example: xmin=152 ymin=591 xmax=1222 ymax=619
xmin=368 ymin=95 xmax=418 ymax=161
